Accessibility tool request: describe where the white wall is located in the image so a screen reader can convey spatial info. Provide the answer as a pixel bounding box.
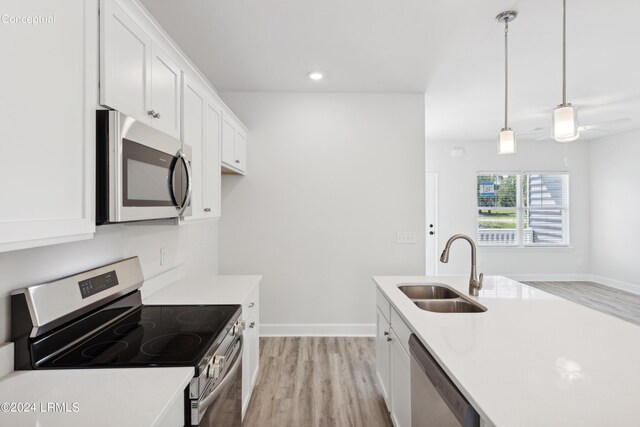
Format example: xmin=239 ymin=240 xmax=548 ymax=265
xmin=219 ymin=92 xmax=425 ymax=335
xmin=0 ymin=220 xmax=219 ymax=342
xmin=589 ymin=130 xmax=640 ymax=288
xmin=426 ymin=139 xmax=591 ymax=278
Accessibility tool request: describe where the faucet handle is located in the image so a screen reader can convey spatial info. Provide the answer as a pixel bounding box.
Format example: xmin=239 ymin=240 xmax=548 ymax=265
xmin=478 ymin=273 xmax=484 ymax=290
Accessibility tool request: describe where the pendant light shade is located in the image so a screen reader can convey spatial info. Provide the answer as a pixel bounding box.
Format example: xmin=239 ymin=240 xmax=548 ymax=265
xmin=552 ymin=0 xmax=579 ymax=142
xmin=496 ymin=11 xmax=518 ymax=155
xmin=553 ymin=104 xmax=579 ymax=142
xmin=498 ymin=129 xmax=516 ymax=154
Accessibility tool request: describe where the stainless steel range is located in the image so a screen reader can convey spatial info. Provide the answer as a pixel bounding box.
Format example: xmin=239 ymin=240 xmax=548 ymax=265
xmin=10 ymin=257 xmax=243 ymax=426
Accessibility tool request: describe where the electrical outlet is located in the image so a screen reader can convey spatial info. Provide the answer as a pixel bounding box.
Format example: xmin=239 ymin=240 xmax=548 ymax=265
xmin=160 ymin=247 xmax=166 ymax=267
xmin=396 ymin=232 xmax=417 ymax=244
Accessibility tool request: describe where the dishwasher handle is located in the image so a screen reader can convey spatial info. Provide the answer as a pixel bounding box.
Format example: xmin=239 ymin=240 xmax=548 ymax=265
xmin=409 ymin=334 xmax=480 ymax=427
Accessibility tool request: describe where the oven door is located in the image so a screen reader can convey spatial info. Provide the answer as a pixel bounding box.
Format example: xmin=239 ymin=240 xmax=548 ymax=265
xmin=191 ymin=336 xmax=243 ymax=427
xmin=98 ymin=110 xmax=192 ymax=223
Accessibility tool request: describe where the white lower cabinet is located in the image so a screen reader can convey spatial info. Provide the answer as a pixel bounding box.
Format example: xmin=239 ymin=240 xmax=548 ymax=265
xmin=376 ymin=290 xmax=411 ymax=427
xmin=242 ymin=285 xmax=260 ymax=418
xmin=376 ymin=308 xmax=391 ymax=407
xmin=390 ymin=328 xmax=411 ymax=427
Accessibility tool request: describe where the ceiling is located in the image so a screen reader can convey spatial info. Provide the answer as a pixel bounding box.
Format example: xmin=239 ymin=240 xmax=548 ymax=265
xmin=140 ymin=0 xmax=640 ymax=141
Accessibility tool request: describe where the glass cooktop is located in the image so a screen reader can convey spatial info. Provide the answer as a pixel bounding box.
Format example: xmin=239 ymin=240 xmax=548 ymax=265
xmin=42 ymin=305 xmax=240 ymax=368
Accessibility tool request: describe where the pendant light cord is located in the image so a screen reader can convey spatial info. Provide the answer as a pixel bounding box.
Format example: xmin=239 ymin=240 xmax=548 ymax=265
xmin=504 ymin=20 xmax=509 ymax=130
xmin=562 ymin=0 xmax=567 ymax=105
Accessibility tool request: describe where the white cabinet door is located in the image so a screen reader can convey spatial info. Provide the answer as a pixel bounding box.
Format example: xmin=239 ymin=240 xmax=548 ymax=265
xmin=182 ymin=75 xmax=221 ymax=222
xmin=203 ymin=97 xmax=222 ymax=218
xmin=221 ymin=115 xmax=247 ymax=174
xmin=235 ymin=130 xmax=247 ymax=172
xmin=242 ymin=285 xmax=260 ymax=418
xmin=222 ymin=118 xmax=236 ymax=167
xmin=100 ymin=0 xmax=151 ymax=124
xmin=0 ymin=0 xmax=96 ymax=252
xmin=376 ymin=308 xmax=391 ymax=408
xmin=150 ymin=44 xmax=181 ymax=139
xmin=390 ymin=329 xmax=411 ymax=427
xmin=182 ymin=76 xmax=205 ymax=220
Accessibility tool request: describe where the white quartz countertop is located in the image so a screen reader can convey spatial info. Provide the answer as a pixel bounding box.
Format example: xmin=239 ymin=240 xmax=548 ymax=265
xmin=374 ymin=275 xmax=640 ymax=427
xmin=143 ymin=275 xmax=261 ymax=305
xmin=0 ymin=367 xmax=194 ymax=427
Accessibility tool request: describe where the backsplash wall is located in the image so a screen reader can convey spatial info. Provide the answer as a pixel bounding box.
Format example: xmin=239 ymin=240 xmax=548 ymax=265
xmin=0 ymin=220 xmax=219 ymax=342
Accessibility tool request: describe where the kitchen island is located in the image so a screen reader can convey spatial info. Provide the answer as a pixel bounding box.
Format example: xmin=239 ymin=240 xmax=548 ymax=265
xmin=375 ymin=275 xmax=640 ymax=427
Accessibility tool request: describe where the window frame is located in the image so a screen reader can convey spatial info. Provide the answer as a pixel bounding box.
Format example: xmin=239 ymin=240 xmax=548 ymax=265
xmin=476 ymin=171 xmax=570 ymax=248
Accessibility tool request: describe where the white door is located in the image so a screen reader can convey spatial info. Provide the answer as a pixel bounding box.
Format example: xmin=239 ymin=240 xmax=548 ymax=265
xmin=235 ymin=131 xmax=247 ymax=172
xmin=0 ymin=0 xmax=96 ymax=252
xmin=425 ymin=173 xmax=438 ymax=275
xmin=100 ymin=0 xmax=151 ymax=123
xmin=221 ymin=118 xmax=236 ymax=167
xmin=375 ymin=308 xmax=391 ymax=408
xmin=182 ymin=76 xmax=205 ymax=219
xmin=203 ymin=97 xmax=222 ymax=218
xmin=390 ymin=329 xmax=411 ymax=427
xmin=150 ymin=44 xmax=181 ymax=138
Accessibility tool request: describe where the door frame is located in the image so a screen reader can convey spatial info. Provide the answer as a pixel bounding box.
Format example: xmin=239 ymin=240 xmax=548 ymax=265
xmin=425 ymin=172 xmax=439 ymax=276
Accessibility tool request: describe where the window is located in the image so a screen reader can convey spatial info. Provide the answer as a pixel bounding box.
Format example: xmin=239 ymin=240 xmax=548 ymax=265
xmin=477 ymin=172 xmax=569 ymax=247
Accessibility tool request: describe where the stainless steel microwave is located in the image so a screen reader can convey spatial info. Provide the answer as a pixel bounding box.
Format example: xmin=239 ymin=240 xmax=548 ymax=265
xmin=96 ymin=110 xmax=192 ymax=224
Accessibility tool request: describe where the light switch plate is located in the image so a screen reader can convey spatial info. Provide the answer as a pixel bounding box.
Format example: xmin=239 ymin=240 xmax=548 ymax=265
xmin=396 ymin=232 xmax=417 ymax=244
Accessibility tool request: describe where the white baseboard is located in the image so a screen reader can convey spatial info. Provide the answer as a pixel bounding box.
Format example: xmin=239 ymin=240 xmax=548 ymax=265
xmin=506 ymin=274 xmax=592 ymax=282
xmin=590 ymin=275 xmax=640 ymax=295
xmin=260 ymin=323 xmax=375 ymax=337
xmin=0 ymin=342 xmax=14 ymax=378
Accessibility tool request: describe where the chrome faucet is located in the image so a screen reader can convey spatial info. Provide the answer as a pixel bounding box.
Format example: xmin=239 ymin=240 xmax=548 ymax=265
xmin=440 ymin=234 xmax=484 ymax=296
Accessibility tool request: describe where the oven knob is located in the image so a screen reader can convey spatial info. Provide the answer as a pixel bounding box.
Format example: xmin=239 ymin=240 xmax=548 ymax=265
xmin=208 ymin=355 xmax=225 ymax=379
xmin=233 ymin=319 xmax=246 ymax=335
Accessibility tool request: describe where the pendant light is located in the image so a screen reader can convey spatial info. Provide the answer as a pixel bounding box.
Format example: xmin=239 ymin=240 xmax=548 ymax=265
xmin=496 ymin=11 xmax=517 ymax=155
xmin=553 ymin=0 xmax=579 ymax=142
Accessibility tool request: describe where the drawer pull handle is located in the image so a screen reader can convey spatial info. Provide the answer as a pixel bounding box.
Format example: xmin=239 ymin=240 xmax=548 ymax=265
xmin=386 ymin=336 xmax=392 ymax=342
xmin=249 ymin=322 xmax=256 ymax=329
xmin=383 ymin=331 xmax=389 ymax=336
xmin=248 ymin=302 xmax=255 ymax=308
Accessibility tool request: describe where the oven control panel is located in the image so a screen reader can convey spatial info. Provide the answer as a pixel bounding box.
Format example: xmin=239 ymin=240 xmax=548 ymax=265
xmin=78 ymin=270 xmax=119 ymax=299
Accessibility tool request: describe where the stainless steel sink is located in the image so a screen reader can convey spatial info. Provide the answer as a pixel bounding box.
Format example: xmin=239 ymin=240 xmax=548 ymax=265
xmin=397 ymin=283 xmax=487 ymax=313
xmin=413 ymin=299 xmax=487 ymax=313
xmin=398 ymin=284 xmax=458 ymax=300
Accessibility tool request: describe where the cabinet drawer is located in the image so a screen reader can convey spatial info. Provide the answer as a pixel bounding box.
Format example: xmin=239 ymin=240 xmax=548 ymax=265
xmin=391 ymin=307 xmax=412 ymax=354
xmin=376 ymin=288 xmax=391 ymax=323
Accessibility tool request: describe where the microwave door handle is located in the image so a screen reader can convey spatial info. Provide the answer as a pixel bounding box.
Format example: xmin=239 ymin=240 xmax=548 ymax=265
xmin=177 ymin=150 xmax=192 ymax=216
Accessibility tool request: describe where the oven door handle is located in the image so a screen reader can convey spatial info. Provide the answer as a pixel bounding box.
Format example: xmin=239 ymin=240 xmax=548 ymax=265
xmin=176 ymin=149 xmax=192 ymax=216
xmin=196 ymin=336 xmax=243 ymax=416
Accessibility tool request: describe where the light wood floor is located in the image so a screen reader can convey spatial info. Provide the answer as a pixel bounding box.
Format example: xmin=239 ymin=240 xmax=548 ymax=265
xmin=243 ymin=337 xmax=392 ymax=427
xmin=523 ymin=281 xmax=640 ymax=326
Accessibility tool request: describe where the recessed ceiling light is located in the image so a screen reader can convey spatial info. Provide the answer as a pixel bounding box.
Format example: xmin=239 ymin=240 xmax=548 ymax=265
xmin=307 ymin=71 xmax=324 ymax=80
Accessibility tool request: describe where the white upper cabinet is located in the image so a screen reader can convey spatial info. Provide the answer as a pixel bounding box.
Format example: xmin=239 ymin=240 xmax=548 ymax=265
xmin=100 ymin=0 xmax=182 ymax=139
xmin=100 ymin=0 xmax=151 ymax=123
xmin=203 ymin=97 xmax=223 ymax=218
xmin=150 ymin=45 xmax=181 ymax=139
xmin=222 ymin=114 xmax=248 ymax=174
xmin=182 ymin=76 xmax=206 ymax=219
xmin=0 ymin=0 xmax=96 ymax=252
xmin=182 ymin=75 xmax=222 ymax=221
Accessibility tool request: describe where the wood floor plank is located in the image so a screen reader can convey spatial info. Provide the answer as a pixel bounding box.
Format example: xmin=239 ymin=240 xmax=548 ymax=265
xmin=243 ymin=337 xmax=392 ymax=427
xmin=522 ymin=280 xmax=640 ymax=327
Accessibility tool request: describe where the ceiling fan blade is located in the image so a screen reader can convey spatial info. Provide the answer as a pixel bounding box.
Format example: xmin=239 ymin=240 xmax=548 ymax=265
xmin=579 ymin=118 xmax=632 ymax=131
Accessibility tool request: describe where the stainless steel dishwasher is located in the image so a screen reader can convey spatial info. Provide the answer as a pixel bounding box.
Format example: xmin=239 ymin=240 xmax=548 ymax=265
xmin=409 ymin=335 xmax=480 ymax=427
